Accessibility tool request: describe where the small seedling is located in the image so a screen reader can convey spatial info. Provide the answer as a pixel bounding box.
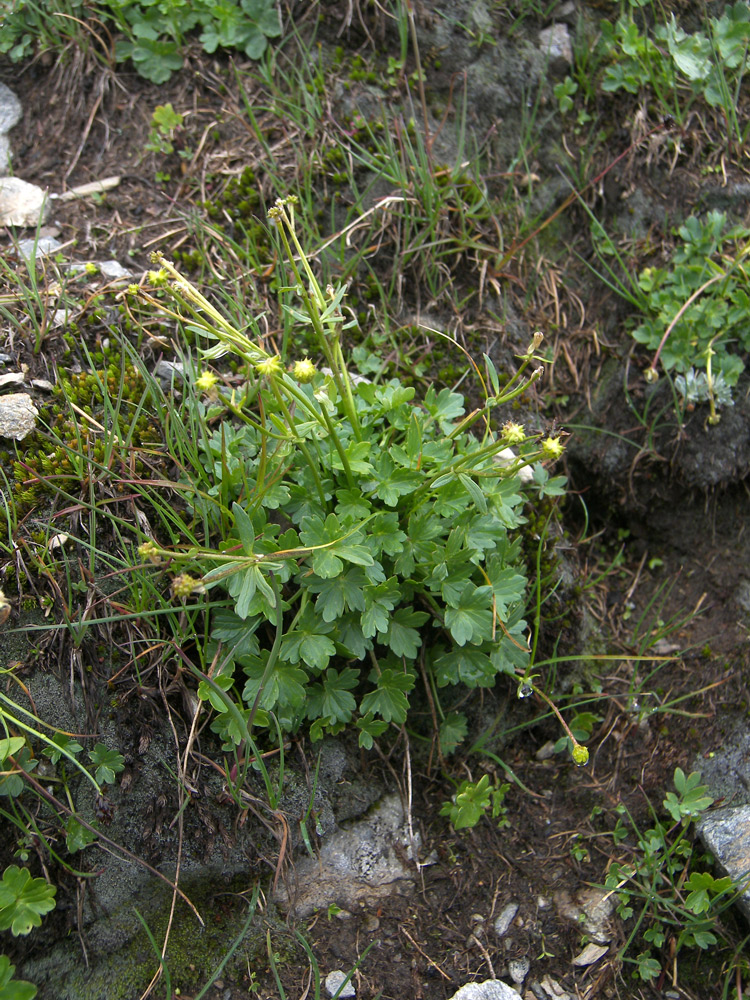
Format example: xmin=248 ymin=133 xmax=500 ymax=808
xmin=144 ymin=103 xmax=184 ymax=156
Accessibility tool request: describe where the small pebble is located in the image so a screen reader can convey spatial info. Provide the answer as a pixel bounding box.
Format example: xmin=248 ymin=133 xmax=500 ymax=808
xmin=535 ymin=740 xmax=556 ymax=761
xmin=325 ymin=970 xmax=355 ymax=998
xmin=494 ymin=902 xmax=519 ymax=938
xmin=509 ymin=957 xmax=530 ymax=984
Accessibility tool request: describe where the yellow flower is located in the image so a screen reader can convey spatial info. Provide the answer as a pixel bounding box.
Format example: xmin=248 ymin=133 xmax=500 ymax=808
xmin=541 ymin=436 xmax=564 ymax=460
xmin=195 ymin=370 xmax=218 ymax=392
xmin=293 ymin=358 xmax=316 ymax=383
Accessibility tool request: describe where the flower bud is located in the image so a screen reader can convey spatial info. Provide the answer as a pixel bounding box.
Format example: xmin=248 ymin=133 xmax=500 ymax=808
xmin=529 ymin=331 xmax=544 ymax=353
xmin=171 ymin=574 xmax=205 ymax=600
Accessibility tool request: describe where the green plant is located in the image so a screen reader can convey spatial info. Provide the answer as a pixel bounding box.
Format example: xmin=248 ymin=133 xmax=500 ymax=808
xmin=0 ymin=0 xmax=90 ymax=64
xmin=144 ymin=103 xmax=184 ymax=156
xmin=0 ymin=0 xmax=281 ymax=83
xmin=598 ymin=2 xmax=750 ymax=139
xmin=111 ymin=0 xmax=281 ymax=82
xmin=603 ymin=768 xmax=744 ymax=983
xmin=0 ymin=864 xmax=56 ymax=1000
xmin=632 ymin=211 xmax=750 ymax=421
xmin=129 ymin=197 xmax=574 ymax=764
xmin=440 ymin=773 xmax=510 ymax=830
xmin=554 ymin=76 xmax=578 ymax=113
xmin=0 ymin=866 xmax=56 ymax=937
xmin=0 ymin=955 xmax=37 ymax=1000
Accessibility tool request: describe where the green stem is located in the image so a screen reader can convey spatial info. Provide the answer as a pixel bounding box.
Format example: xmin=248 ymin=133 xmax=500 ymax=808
xmin=273 ymin=203 xmax=362 ymax=441
xmin=267 ymin=377 xmax=327 ymax=505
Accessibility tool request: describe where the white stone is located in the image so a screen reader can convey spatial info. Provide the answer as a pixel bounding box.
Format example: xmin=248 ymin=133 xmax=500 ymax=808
xmin=325 ymin=971 xmax=355 ymax=998
xmin=100 ymin=260 xmax=133 ymax=280
xmin=0 ymin=373 xmax=25 ymax=389
xmin=0 ymin=177 xmax=49 ymax=227
xmin=446 ymin=980 xmax=519 ymax=1000
xmin=554 ymin=887 xmax=613 ymax=944
xmin=493 ymin=448 xmax=533 ymax=484
xmin=0 ymin=392 xmax=38 ymax=440
xmin=508 ymin=957 xmax=529 ymax=983
xmin=572 ymin=942 xmax=609 ymax=967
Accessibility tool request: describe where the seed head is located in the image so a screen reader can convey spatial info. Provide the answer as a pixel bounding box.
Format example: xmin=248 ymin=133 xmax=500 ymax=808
xmin=501 ymin=421 xmax=525 ymax=445
xmin=293 ymin=358 xmax=316 ymax=383
xmin=171 ymin=574 xmax=205 ymax=600
xmin=148 ymin=269 xmax=169 ymax=287
xmin=541 ymin=436 xmax=564 ymax=460
xmin=572 ymin=744 xmax=589 ymax=766
xmin=138 ymin=541 xmax=162 ymax=565
xmin=256 ymin=356 xmax=283 ymax=378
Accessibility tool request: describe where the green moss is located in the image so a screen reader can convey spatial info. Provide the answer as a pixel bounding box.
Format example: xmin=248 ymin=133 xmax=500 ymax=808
xmin=21 ymin=880 xmax=276 ymax=1000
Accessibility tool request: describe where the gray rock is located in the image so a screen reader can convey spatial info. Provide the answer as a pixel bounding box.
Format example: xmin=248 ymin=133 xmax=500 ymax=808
xmin=325 ymin=970 xmax=356 ymax=998
xmin=0 ymin=83 xmax=21 ymax=173
xmin=154 ymin=359 xmax=185 ymax=386
xmin=0 ymin=136 xmax=10 ymax=174
xmin=446 ymin=979 xmax=519 ymax=1000
xmin=0 ymin=177 xmax=49 ymax=227
xmin=697 ymin=805 xmax=750 ymax=920
xmin=0 ymin=392 xmax=38 ymax=440
xmin=493 ymin=901 xmax=519 ymax=938
xmin=538 ymin=24 xmax=572 ymax=75
xmin=16 ymin=236 xmax=61 ymax=261
xmin=274 ymin=793 xmax=418 ymax=917
xmin=0 ymin=82 xmax=21 ymax=134
xmin=695 ymin=721 xmax=750 ymax=807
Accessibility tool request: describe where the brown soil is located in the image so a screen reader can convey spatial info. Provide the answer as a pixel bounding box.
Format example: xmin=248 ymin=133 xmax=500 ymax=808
xmin=1 ymin=5 xmax=749 ymax=1000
